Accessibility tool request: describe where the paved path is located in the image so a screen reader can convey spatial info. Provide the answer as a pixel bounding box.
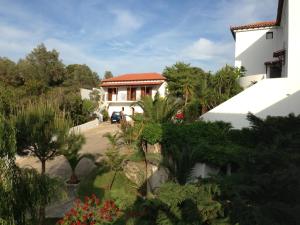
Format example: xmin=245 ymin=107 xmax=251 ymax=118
xmin=15 ymin=122 xmax=119 ymax=218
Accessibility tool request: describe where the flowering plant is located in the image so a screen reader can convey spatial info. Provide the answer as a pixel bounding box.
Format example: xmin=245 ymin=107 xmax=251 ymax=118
xmin=58 ymin=194 xmax=120 ymax=225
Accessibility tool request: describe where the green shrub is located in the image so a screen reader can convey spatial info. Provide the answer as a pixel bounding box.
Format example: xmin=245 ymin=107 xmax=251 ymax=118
xmin=184 ymin=99 xmax=201 ymax=122
xmin=142 ymin=123 xmax=162 ymax=145
xmin=161 ymin=121 xmax=239 ymax=184
xmin=101 ymin=108 xmax=109 ymax=121
xmin=110 ymin=188 xmax=137 ymax=209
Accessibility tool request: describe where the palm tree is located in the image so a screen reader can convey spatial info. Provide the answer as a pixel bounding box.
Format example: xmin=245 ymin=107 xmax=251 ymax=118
xmin=61 ymin=132 xmax=94 ymax=184
xmin=103 ymin=132 xmax=124 ymax=190
xmin=134 ymin=93 xmax=181 ymax=123
xmin=133 ymin=94 xmax=182 ymax=196
xmin=183 ymin=78 xmax=194 ymax=107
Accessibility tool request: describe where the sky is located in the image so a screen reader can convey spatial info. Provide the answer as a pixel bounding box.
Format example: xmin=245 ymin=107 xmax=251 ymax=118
xmin=0 ymin=0 xmax=278 ymax=77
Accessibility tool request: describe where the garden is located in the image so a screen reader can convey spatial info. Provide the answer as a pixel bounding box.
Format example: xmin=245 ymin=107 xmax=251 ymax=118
xmin=1 ymin=45 xmax=299 ymax=225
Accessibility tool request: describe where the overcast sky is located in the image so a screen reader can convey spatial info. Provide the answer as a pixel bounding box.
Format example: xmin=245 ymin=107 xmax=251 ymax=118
xmin=0 ymin=0 xmax=278 ymax=77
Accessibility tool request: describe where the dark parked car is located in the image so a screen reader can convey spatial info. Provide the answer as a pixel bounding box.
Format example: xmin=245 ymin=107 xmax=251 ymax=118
xmin=110 ymin=111 xmax=121 ymax=123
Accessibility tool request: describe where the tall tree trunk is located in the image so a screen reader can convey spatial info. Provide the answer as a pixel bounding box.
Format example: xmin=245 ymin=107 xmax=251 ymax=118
xmin=184 ymin=89 xmax=188 ymax=107
xmin=69 ymin=171 xmax=79 ymax=184
xmin=109 ymin=171 xmax=117 ymax=190
xmin=201 ymin=105 xmax=208 ymax=115
xmin=142 ymin=141 xmax=151 ymax=197
xmin=39 ymin=159 xmax=46 ymax=225
xmin=41 ymin=160 xmax=46 ymax=175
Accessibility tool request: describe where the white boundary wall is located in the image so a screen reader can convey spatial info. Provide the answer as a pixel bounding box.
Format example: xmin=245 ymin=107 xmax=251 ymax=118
xmin=70 ymin=119 xmax=100 ymax=133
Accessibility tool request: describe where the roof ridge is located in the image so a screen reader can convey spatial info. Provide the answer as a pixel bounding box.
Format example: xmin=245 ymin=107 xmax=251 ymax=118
xmin=102 ymin=72 xmax=165 ymax=82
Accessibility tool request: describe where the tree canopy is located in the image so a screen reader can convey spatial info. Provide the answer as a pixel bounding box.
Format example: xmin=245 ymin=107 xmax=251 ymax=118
xmin=104 ymin=70 xmax=113 ymax=79
xmin=163 ymin=62 xmax=243 ymax=120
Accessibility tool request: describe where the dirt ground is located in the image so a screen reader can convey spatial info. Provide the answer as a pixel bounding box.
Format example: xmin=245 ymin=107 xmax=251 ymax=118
xmin=16 ymin=122 xmax=119 ymax=181
xmin=15 ymin=122 xmax=120 ymax=218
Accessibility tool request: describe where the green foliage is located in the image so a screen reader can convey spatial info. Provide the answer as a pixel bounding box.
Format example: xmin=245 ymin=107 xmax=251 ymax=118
xmin=60 ymin=132 xmax=94 ymax=183
xmin=104 ymin=132 xmax=125 ymax=190
xmin=134 ymin=93 xmax=181 ymax=123
xmin=0 ymin=85 xmax=18 ymax=117
xmin=60 ymin=93 xmax=97 ymax=125
xmin=142 ymin=123 xmax=162 ymax=145
xmin=61 ymin=133 xmax=86 ymax=170
xmin=0 ymin=113 xmax=64 ymax=224
xmin=163 ymin=62 xmax=206 ymax=100
xmin=0 ymin=162 xmax=64 ymax=225
xmin=101 ymin=108 xmax=109 ymax=121
xmin=119 ymin=120 xmax=143 ymax=147
xmin=104 ymin=70 xmax=113 ymax=79
xmin=0 ymin=114 xmax=16 ymax=158
xmin=127 ymin=182 xmax=229 ymax=225
xmin=110 ymin=188 xmax=137 ymax=209
xmin=208 ymin=65 xmax=243 ymax=106
xmin=0 ymin=44 xmax=99 ymax=122
xmin=65 ymin=64 xmax=99 ymax=88
xmin=163 ymin=62 xmax=243 ymax=118
xmin=161 ymin=121 xmax=238 ymax=184
xmin=23 ymin=44 xmax=66 ymax=86
xmin=218 ymin=113 xmax=300 ymax=225
xmin=157 ymin=182 xmax=227 ymax=224
xmin=15 ymin=101 xmax=70 ymax=173
xmin=183 ymin=99 xmax=202 ymax=122
xmin=0 ymin=57 xmax=18 ymax=86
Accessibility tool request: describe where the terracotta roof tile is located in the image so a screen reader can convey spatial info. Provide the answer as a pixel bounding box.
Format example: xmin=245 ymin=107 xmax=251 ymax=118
xmin=102 ymin=73 xmax=165 ymax=82
xmin=101 ymin=81 xmax=164 ymax=87
xmin=230 ymin=21 xmax=277 ymax=32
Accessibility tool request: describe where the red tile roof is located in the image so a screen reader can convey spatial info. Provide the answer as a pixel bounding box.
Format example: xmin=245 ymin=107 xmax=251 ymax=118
xmin=230 ymin=21 xmax=277 ymax=32
xmin=102 ymin=73 xmax=165 ymax=82
xmin=230 ymin=0 xmax=285 ymax=39
xmin=101 ymin=81 xmax=164 ymax=87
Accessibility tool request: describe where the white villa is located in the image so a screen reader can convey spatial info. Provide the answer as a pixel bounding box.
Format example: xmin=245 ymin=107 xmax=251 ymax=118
xmin=202 ymin=0 xmax=300 ymax=128
xmin=100 ymin=73 xmax=167 ymax=117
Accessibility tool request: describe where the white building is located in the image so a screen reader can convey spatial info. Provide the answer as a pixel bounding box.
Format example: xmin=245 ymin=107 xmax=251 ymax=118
xmin=202 ymin=0 xmax=300 ymax=129
xmin=100 ymin=73 xmax=167 ymax=117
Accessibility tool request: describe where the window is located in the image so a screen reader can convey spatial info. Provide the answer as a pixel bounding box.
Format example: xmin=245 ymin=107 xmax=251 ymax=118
xmin=141 ymin=87 xmax=152 ymax=98
xmin=127 ymin=87 xmax=136 ymax=101
xmin=107 ymin=88 xmax=117 ymax=101
xmin=266 ymin=32 xmax=273 ymax=39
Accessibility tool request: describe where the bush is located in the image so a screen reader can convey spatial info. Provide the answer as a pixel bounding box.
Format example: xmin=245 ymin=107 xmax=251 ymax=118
xmin=141 ymin=123 xmax=162 ymax=145
xmin=184 ymin=99 xmax=201 ymax=122
xmin=101 ymin=109 xmax=109 ymax=121
xmin=161 ymin=121 xmax=239 ymax=184
xmin=60 ymin=94 xmax=97 ymax=125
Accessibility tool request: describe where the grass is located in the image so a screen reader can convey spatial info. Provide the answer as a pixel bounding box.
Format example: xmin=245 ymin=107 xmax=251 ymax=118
xmin=77 ymin=165 xmax=138 ymax=208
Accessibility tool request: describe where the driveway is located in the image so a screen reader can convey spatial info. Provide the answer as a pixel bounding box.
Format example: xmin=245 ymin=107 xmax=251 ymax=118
xmin=16 ymin=122 xmax=119 ymax=180
xmin=80 ymin=122 xmax=119 ymax=156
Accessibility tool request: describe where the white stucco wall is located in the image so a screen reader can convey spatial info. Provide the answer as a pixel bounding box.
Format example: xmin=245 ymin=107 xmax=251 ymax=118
xmin=238 ymin=74 xmax=265 ymax=89
xmin=102 ymin=82 xmax=167 ymax=118
xmin=280 ymin=0 xmax=289 ymax=77
xmin=157 ymin=82 xmax=167 ymax=97
xmin=235 ymin=27 xmax=283 ymax=77
xmin=287 ymin=0 xmax=300 ymax=80
xmin=201 ymin=78 xmax=300 ymax=129
xmin=103 ymin=83 xmax=166 ymax=102
xmin=80 ymin=88 xmax=92 ymax=100
xmin=107 ymin=103 xmax=143 ymax=120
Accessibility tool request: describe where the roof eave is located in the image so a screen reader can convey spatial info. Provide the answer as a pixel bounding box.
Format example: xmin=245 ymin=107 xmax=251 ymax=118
xmin=276 ymin=0 xmax=284 ymax=25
